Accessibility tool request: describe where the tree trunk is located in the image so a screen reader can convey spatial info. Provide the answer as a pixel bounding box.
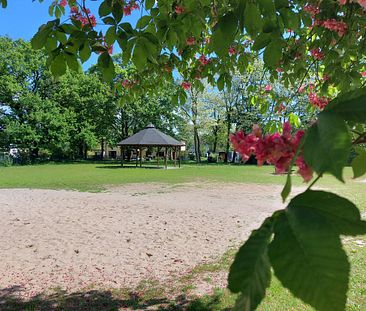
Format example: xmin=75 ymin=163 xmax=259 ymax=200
xmin=193 ymin=126 xmax=201 ymax=163
xmin=84 ymin=143 xmax=87 ymax=160
xmin=192 ymin=96 xmax=201 ymax=164
xmin=225 ymin=114 xmax=231 ymax=163
xmin=213 ymin=125 xmax=219 ymax=153
xmin=100 ymin=137 xmax=104 ymax=160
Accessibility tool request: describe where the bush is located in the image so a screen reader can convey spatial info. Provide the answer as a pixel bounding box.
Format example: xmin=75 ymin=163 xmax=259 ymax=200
xmin=0 ymin=153 xmax=13 ymax=167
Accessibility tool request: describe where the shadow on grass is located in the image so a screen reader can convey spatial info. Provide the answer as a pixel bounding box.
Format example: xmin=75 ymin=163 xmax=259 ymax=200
xmin=96 ymin=165 xmax=178 ymax=170
xmin=0 ymin=286 xmax=232 ymax=311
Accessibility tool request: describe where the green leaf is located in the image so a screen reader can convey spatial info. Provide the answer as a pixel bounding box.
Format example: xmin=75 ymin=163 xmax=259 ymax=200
xmin=79 ymin=43 xmax=92 ymax=63
xmin=145 ymin=0 xmax=155 ymax=10
xmin=281 ymin=174 xmax=291 ymax=202
xmin=1 ymin=0 xmax=7 ymax=8
xmin=50 ymin=54 xmax=67 ymax=77
xmin=217 ymin=74 xmax=225 ymax=91
xmin=111 ymin=1 xmax=123 ymax=23
xmin=99 ymin=0 xmax=111 ymax=17
xmin=252 ymin=33 xmax=271 ymax=51
xmin=98 ymin=52 xmax=115 ymax=82
xmin=210 ymin=12 xmax=238 ymax=58
xmin=31 ymin=25 xmax=52 ymax=50
xmin=228 ymin=218 xmax=273 ymax=311
xmin=132 ymin=42 xmax=147 ymax=70
xmin=325 ymin=87 xmax=366 ymax=123
xmin=244 ymin=3 xmax=262 ymax=36
xmin=65 ymin=53 xmax=81 ymax=72
xmin=136 ymin=16 xmax=152 ymax=29
xmin=290 ymin=190 xmax=366 ymax=236
xmin=303 ymin=112 xmax=351 ymax=181
xmin=352 ymin=150 xmax=366 ymax=179
xmin=105 ymin=25 xmax=117 ymax=46
xmin=263 ymin=41 xmax=282 ymax=67
xmin=269 ymin=208 xmax=349 ymax=311
xmin=102 ymin=16 xmax=116 ymax=25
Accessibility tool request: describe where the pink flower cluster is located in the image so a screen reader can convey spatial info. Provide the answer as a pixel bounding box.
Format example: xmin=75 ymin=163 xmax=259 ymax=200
xmin=181 ymin=81 xmax=191 ymax=90
xmin=228 ymin=46 xmax=237 ymax=56
xmin=70 ymin=6 xmax=97 ymax=27
xmin=175 ymin=6 xmax=184 ymax=14
xmin=338 ymin=0 xmax=366 ymax=8
xmin=198 ymin=54 xmax=210 ymax=65
xmin=265 ymin=84 xmax=272 ymax=92
xmin=310 ymin=48 xmax=324 ymax=60
xmin=186 ymin=36 xmax=195 ymax=45
xmin=121 ymin=79 xmax=137 ymax=88
xmin=123 ymin=1 xmax=140 ymax=16
xmin=303 ymin=4 xmax=320 ymax=16
xmin=60 ymin=0 xmax=67 ymax=7
xmin=308 ymin=92 xmax=329 ymax=110
xmin=230 ymin=123 xmax=313 ymax=182
xmin=317 ymin=19 xmax=348 ymax=37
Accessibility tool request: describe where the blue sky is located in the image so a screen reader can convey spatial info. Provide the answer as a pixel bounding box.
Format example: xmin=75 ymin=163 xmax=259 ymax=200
xmin=0 ymin=1 xmax=140 ymax=68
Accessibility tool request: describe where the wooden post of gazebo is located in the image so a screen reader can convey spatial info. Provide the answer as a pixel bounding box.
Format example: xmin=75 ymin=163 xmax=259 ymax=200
xmin=164 ymin=146 xmax=168 ymax=169
xmin=157 ymin=147 xmax=160 ymax=167
xmin=135 ymin=148 xmax=138 ymax=167
xmin=139 ymin=148 xmax=143 ymax=167
xmin=120 ymin=146 xmax=124 ymax=167
xmin=174 ymin=147 xmax=177 ymax=167
xmin=178 ymin=147 xmax=181 ymax=168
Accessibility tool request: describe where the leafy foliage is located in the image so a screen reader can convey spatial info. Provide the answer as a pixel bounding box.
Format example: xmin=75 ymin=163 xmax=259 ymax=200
xmin=228 ymin=218 xmax=272 ymax=310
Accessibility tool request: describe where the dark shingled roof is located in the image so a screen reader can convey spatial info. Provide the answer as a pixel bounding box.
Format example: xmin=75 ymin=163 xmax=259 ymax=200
xmin=117 ymin=124 xmax=184 ymax=147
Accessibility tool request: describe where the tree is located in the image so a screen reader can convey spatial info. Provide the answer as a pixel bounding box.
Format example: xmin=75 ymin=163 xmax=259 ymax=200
xmin=4 ymin=1 xmax=366 ymax=310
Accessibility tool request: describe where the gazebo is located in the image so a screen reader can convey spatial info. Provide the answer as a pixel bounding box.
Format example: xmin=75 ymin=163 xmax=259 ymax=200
xmin=117 ymin=124 xmax=185 ymax=169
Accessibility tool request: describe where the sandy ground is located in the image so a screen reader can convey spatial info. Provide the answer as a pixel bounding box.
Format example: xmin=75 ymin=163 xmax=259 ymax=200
xmin=0 ymin=183 xmax=286 ymax=299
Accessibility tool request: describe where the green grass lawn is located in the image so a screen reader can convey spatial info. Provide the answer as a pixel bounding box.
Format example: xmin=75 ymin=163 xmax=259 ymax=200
xmin=0 ymin=161 xmax=363 ymax=192
xmin=0 ymin=162 xmax=365 ymax=310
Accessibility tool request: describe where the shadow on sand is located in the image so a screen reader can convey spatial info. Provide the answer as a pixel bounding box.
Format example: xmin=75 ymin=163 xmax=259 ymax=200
xmin=0 ymin=286 xmax=231 ymax=311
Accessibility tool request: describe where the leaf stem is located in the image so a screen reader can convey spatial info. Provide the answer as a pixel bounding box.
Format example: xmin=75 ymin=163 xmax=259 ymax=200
xmin=306 ymin=174 xmax=322 ymax=191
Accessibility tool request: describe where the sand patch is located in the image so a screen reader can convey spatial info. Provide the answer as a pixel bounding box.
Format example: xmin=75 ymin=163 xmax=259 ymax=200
xmin=0 ymin=183 xmax=285 ymax=299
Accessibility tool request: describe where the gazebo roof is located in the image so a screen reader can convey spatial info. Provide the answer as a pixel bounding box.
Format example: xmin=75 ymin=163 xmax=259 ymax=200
xmin=117 ymin=124 xmax=184 ymax=147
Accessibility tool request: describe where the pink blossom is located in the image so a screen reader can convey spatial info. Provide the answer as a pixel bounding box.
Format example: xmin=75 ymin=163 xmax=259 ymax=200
xmin=70 ymin=7 xmax=97 ymax=27
xmin=298 ymin=84 xmax=306 ymax=93
xmin=198 ymin=54 xmax=210 ymax=65
xmin=358 ymin=0 xmax=366 ymax=8
xmin=122 ymin=79 xmax=133 ymax=88
xmin=296 ymin=155 xmax=313 ymax=182
xmin=308 ymin=92 xmax=329 ymax=110
xmin=360 ymin=71 xmax=366 ymax=77
xmin=175 ymin=6 xmax=184 ymax=14
xmin=265 ymin=84 xmax=272 ymax=92
xmin=303 ymin=4 xmax=320 ymax=16
xmin=181 ymin=81 xmax=191 ymax=90
xmin=323 ymin=74 xmax=330 ymax=81
xmin=228 ymin=46 xmax=237 ymax=56
xmin=123 ymin=2 xmax=139 ymax=16
xmin=321 ymin=19 xmax=348 ymax=37
xmin=186 ymin=36 xmax=195 ymax=46
xmin=310 ymin=48 xmax=324 ymax=60
xmin=60 ymin=0 xmax=68 ymax=7
xmin=276 ymin=68 xmax=284 ymax=73
xmin=230 ymin=123 xmax=312 ymax=182
xmin=276 ymin=103 xmax=286 ymax=113
xmin=108 ymin=45 xmax=113 ymax=55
